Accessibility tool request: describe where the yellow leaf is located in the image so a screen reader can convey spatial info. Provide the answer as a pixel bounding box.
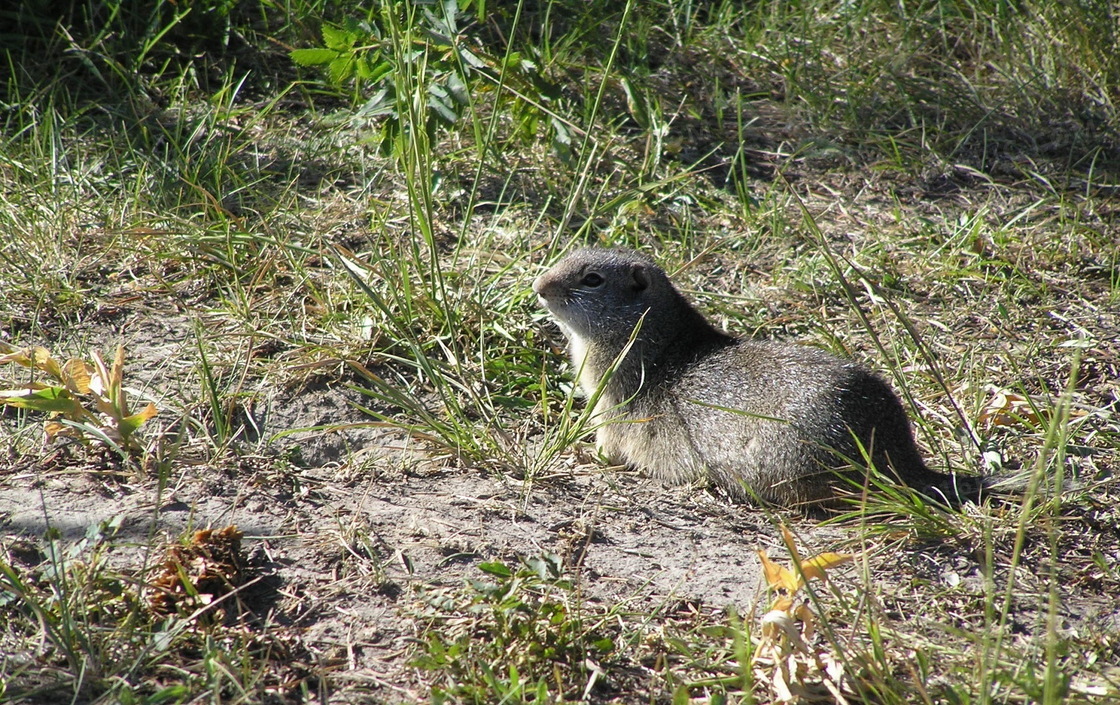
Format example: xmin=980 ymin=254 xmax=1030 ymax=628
xmin=978 ymin=388 xmax=1042 ymax=428
xmin=770 ymin=596 xmax=795 ymax=613
xmin=44 ymin=416 xmax=86 ymax=439
xmin=92 ymin=395 xmax=121 ymax=421
xmin=120 ymin=402 xmax=158 ymax=438
xmin=44 ymin=421 xmax=83 ymax=442
xmin=763 ymin=524 xmax=858 ymax=591
xmin=793 ymin=602 xmax=816 ymax=628
xmin=111 ymin=345 xmax=125 ymax=391
xmin=0 ymin=346 xmax=62 ymax=379
xmin=63 ymin=358 xmax=92 ymax=394
xmin=780 ymin=525 xmax=804 ymax=565
xmin=801 ymin=552 xmax=856 ymax=582
xmin=136 ymin=401 xmax=157 ymax=421
xmin=44 ymin=421 xmax=65 ymax=440
xmin=37 ymin=348 xmax=63 ymax=380
xmin=0 ymin=383 xmax=52 ymax=396
xmin=758 ymin=549 xmax=801 ymax=594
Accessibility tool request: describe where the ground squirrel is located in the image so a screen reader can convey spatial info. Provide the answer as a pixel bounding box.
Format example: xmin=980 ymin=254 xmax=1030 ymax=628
xmin=534 ymin=247 xmax=984 ymax=508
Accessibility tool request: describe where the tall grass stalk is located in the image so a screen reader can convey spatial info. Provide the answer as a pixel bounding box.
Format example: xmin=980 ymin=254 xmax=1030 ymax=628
xmin=978 ymin=351 xmax=1080 ymax=704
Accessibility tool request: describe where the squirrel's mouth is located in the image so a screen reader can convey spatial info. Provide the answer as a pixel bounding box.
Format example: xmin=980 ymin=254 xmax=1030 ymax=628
xmin=537 ymin=295 xmax=579 ymax=333
xmin=536 ymin=293 xmax=566 ymax=312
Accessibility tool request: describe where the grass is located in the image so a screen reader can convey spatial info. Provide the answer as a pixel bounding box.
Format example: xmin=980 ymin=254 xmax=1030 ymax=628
xmin=1 ymin=0 xmax=1118 ymax=702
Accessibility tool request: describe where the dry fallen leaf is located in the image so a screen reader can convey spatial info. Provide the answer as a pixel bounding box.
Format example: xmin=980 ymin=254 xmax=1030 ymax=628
xmin=978 ymin=388 xmax=1043 ymax=427
xmin=758 ymin=525 xmax=855 ymax=600
xmin=976 ymin=384 xmax=1087 ymax=430
xmin=753 ymin=525 xmax=859 ymax=703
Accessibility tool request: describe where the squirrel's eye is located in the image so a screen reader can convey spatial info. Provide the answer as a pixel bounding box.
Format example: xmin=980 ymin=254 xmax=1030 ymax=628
xmin=581 ymin=272 xmax=604 ymax=287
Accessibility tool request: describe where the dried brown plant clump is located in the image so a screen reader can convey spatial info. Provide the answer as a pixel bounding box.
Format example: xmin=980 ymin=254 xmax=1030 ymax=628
xmin=149 ymin=525 xmax=246 ymax=617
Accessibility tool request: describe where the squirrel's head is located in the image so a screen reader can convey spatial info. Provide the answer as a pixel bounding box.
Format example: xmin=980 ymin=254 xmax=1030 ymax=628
xmin=533 ymin=248 xmax=674 ymax=344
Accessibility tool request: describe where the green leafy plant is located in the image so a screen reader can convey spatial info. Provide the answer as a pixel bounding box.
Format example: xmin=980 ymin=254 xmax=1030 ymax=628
xmin=289 ymin=0 xmax=559 ymax=153
xmin=0 ymin=343 xmax=158 ymax=456
xmin=410 ymin=554 xmax=617 ymax=702
xmin=0 ymin=517 xmax=133 ymax=699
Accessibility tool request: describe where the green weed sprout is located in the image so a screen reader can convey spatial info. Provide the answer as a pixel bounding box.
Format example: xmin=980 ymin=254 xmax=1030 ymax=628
xmin=0 ymin=343 xmax=157 ymax=456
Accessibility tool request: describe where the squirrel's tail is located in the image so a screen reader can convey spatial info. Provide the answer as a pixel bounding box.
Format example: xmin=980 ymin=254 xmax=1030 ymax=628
xmin=919 ymin=469 xmax=1043 ymax=505
xmin=918 ymin=471 xmax=988 ymax=505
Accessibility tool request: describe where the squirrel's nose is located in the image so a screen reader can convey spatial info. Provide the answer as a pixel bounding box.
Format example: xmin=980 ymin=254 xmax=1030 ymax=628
xmin=532 ymin=274 xmax=550 ymax=296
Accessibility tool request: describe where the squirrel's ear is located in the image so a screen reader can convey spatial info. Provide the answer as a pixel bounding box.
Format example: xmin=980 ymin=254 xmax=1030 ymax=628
xmin=630 ymin=265 xmax=650 ymax=292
